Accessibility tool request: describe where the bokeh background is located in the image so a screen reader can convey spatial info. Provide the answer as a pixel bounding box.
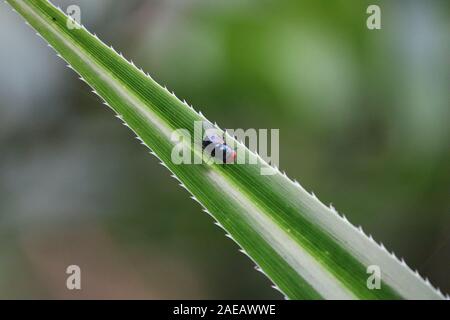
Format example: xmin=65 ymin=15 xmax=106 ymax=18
xmin=0 ymin=0 xmax=449 ymax=299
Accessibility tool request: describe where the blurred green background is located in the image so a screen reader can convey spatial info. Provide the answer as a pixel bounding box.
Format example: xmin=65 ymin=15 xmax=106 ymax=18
xmin=0 ymin=0 xmax=449 ymax=299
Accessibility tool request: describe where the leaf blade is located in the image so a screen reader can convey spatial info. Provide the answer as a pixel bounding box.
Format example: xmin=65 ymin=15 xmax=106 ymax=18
xmin=6 ymin=0 xmax=445 ymax=300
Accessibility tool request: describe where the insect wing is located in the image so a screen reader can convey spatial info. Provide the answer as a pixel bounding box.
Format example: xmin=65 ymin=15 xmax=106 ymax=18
xmin=203 ymin=126 xmax=224 ymax=145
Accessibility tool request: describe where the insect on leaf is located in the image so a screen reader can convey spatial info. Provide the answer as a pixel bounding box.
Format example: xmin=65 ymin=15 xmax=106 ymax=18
xmin=5 ymin=0 xmax=447 ymax=300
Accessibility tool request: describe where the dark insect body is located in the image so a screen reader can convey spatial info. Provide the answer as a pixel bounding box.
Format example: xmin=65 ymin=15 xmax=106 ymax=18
xmin=202 ymin=122 xmax=237 ymax=164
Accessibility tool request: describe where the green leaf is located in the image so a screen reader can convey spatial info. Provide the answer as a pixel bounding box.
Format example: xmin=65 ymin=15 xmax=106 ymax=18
xmin=6 ymin=0 xmax=446 ymax=299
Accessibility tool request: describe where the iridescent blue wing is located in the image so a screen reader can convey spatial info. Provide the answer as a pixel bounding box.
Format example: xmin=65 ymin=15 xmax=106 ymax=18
xmin=202 ymin=121 xmax=224 ymax=144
